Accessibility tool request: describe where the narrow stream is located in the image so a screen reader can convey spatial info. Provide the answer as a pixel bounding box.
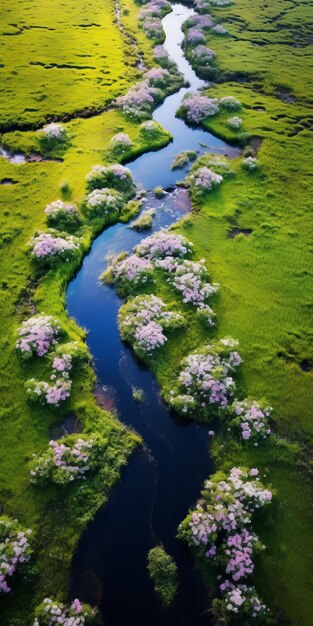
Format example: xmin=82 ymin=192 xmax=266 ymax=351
xmin=67 ymin=4 xmax=240 ymax=624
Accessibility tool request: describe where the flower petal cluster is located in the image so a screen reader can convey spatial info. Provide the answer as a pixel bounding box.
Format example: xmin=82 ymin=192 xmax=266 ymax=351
xmin=185 ymin=28 xmax=206 ymax=44
xmin=194 ymin=166 xmax=223 ymax=191
xmin=30 ymin=437 xmax=94 ymax=485
xmin=142 ymin=17 xmax=164 ymax=39
xmin=135 ymin=229 xmax=193 ymax=259
xmin=16 ymin=315 xmax=62 ymax=358
xmin=102 ymin=253 xmax=154 ymax=289
xmin=119 ymin=294 xmax=185 ymax=356
xmin=179 ymin=92 xmax=219 ymax=124
xmin=228 ymin=399 xmax=272 ymax=441
xmin=0 ymin=516 xmax=32 ymax=593
xmin=191 ymin=45 xmax=215 ymax=64
xmin=178 ymin=467 xmax=272 ymax=618
xmin=243 ymin=156 xmax=258 ymax=171
xmin=34 ymin=597 xmax=96 ymax=625
xmin=29 ymin=231 xmax=80 ymax=263
xmin=25 ymin=352 xmax=72 ymax=406
xmin=109 ymin=133 xmax=133 ymax=153
xmin=44 ymin=199 xmax=81 ymax=230
xmin=169 ymin=338 xmax=241 ymax=415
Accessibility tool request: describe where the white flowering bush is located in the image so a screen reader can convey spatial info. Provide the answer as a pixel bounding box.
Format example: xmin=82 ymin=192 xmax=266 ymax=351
xmin=118 ymin=294 xmax=185 ymax=357
xmin=109 ymin=132 xmax=133 ymax=156
xmin=41 ymin=123 xmax=66 ymax=140
xmin=243 ymin=156 xmax=258 ymax=171
xmin=45 ymin=199 xmax=82 ymax=231
xmin=178 ymin=467 xmax=272 ymax=621
xmin=84 ymin=188 xmax=124 ymax=218
xmin=26 ymin=357 xmax=72 ymax=406
xmin=85 ymin=164 xmax=136 ymax=198
xmin=29 ymin=231 xmax=81 ymax=266
xmin=211 ymin=24 xmax=228 ymax=35
xmin=219 ymin=96 xmax=241 ymax=110
xmin=16 ymin=315 xmax=62 ymax=359
xmin=34 ymin=597 xmax=96 ymax=625
xmin=227 ymin=116 xmax=243 ymax=130
xmin=0 ymin=516 xmax=32 ymax=593
xmin=169 ymin=338 xmax=241 ymax=416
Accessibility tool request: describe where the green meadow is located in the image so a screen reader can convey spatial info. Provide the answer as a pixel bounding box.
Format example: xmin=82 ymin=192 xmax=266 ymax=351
xmin=0 ymin=0 xmax=312 ymax=624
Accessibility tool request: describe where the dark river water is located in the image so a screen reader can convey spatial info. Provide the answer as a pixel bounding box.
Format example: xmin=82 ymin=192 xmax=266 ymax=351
xmin=67 ymin=4 xmax=240 ymax=625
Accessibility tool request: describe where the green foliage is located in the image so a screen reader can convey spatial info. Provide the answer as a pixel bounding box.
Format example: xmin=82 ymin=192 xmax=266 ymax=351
xmin=147 ymin=545 xmax=178 ymax=606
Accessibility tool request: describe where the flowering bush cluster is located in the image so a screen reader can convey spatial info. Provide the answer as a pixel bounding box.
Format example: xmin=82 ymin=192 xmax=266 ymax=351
xmin=142 ymin=17 xmax=164 ymax=39
xmin=26 ymin=351 xmax=72 ymax=406
xmin=30 ymin=437 xmax=96 ymax=485
xmin=0 ymin=516 xmax=32 ymax=593
xmin=243 ymin=156 xmax=258 ymax=171
xmin=45 ymin=199 xmax=82 ymax=231
xmin=168 ymin=338 xmax=241 ymax=416
xmin=178 ymin=467 xmax=272 ymax=620
xmin=219 ymin=95 xmax=241 ymax=110
xmin=84 ymin=188 xmax=124 ymax=218
xmin=140 ymin=120 xmax=165 ymax=138
xmin=185 ymin=28 xmax=206 ymax=44
xmin=227 ymin=399 xmax=272 ymax=442
xmin=29 ymin=231 xmax=80 ymax=265
xmin=155 ymin=257 xmax=219 ymax=324
xmin=16 ymin=315 xmax=62 ymax=359
xmin=191 ymin=45 xmax=215 ymax=65
xmin=115 ymin=80 xmax=159 ymax=119
xmin=109 ymin=132 xmax=133 ymax=156
xmin=145 ymin=67 xmax=171 ymax=87
xmin=34 ymin=597 xmax=96 ymax=625
xmin=212 ymin=23 xmax=228 ymax=35
xmin=41 ymin=123 xmax=66 ymax=140
xmin=86 ymin=163 xmax=136 ymax=198
xmin=227 ymin=115 xmax=243 ymax=130
xmin=135 ymin=229 xmax=193 ymax=259
xmin=178 ymin=92 xmax=219 ymax=124
xmin=139 ymin=0 xmax=171 ymax=21
xmin=101 ymin=253 xmax=154 ymax=290
xmin=153 ymin=44 xmax=173 ymax=68
xmin=185 ymin=14 xmax=214 ymax=29
xmin=118 ymin=295 xmax=185 ymax=356
xmin=193 ymin=166 xmax=223 ymax=191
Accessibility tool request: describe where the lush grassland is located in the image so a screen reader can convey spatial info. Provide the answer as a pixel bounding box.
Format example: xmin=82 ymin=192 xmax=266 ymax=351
xmin=0 ymin=0 xmax=141 ymax=130
xmin=0 ymin=0 xmax=312 ymax=623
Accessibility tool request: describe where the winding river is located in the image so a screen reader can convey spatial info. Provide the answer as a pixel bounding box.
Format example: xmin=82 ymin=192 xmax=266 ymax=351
xmin=67 ymin=4 xmax=239 ymax=625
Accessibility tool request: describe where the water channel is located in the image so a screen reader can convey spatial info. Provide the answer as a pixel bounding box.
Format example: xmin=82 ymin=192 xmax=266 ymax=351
xmin=67 ymin=4 xmax=240 ymax=624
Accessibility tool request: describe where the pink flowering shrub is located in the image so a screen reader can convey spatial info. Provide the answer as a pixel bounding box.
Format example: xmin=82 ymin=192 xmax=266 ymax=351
xmin=178 ymin=467 xmax=272 ymax=620
xmin=216 ymin=582 xmax=269 ymax=619
xmin=177 ymin=92 xmax=219 ymax=124
xmin=135 ymin=229 xmax=193 ymax=259
xmin=145 ymin=67 xmax=171 ymax=87
xmin=29 ymin=231 xmax=80 ymax=266
xmin=227 ymin=399 xmax=272 ymax=442
xmin=139 ymin=0 xmax=171 ymax=20
xmin=115 ymin=80 xmax=159 ymax=119
xmin=118 ymin=294 xmax=185 ymax=357
xmin=153 ymin=45 xmax=171 ymax=67
xmin=142 ymin=17 xmax=164 ymax=39
xmin=0 ymin=516 xmax=32 ymax=593
xmin=16 ymin=315 xmax=62 ymax=359
xmin=30 ymin=436 xmax=101 ymax=485
xmin=185 ymin=28 xmax=206 ymax=45
xmin=154 ymin=257 xmax=219 ymax=324
xmin=34 ymin=597 xmax=96 ymax=625
xmin=25 ymin=356 xmax=72 ymax=406
xmin=168 ymin=338 xmax=241 ymax=416
xmin=101 ymin=253 xmax=154 ymax=293
xmin=86 ymin=164 xmax=136 ymax=198
xmin=184 ymin=14 xmax=214 ymax=29
xmin=45 ymin=199 xmax=82 ymax=231
xmin=84 ymin=188 xmax=124 ymax=218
